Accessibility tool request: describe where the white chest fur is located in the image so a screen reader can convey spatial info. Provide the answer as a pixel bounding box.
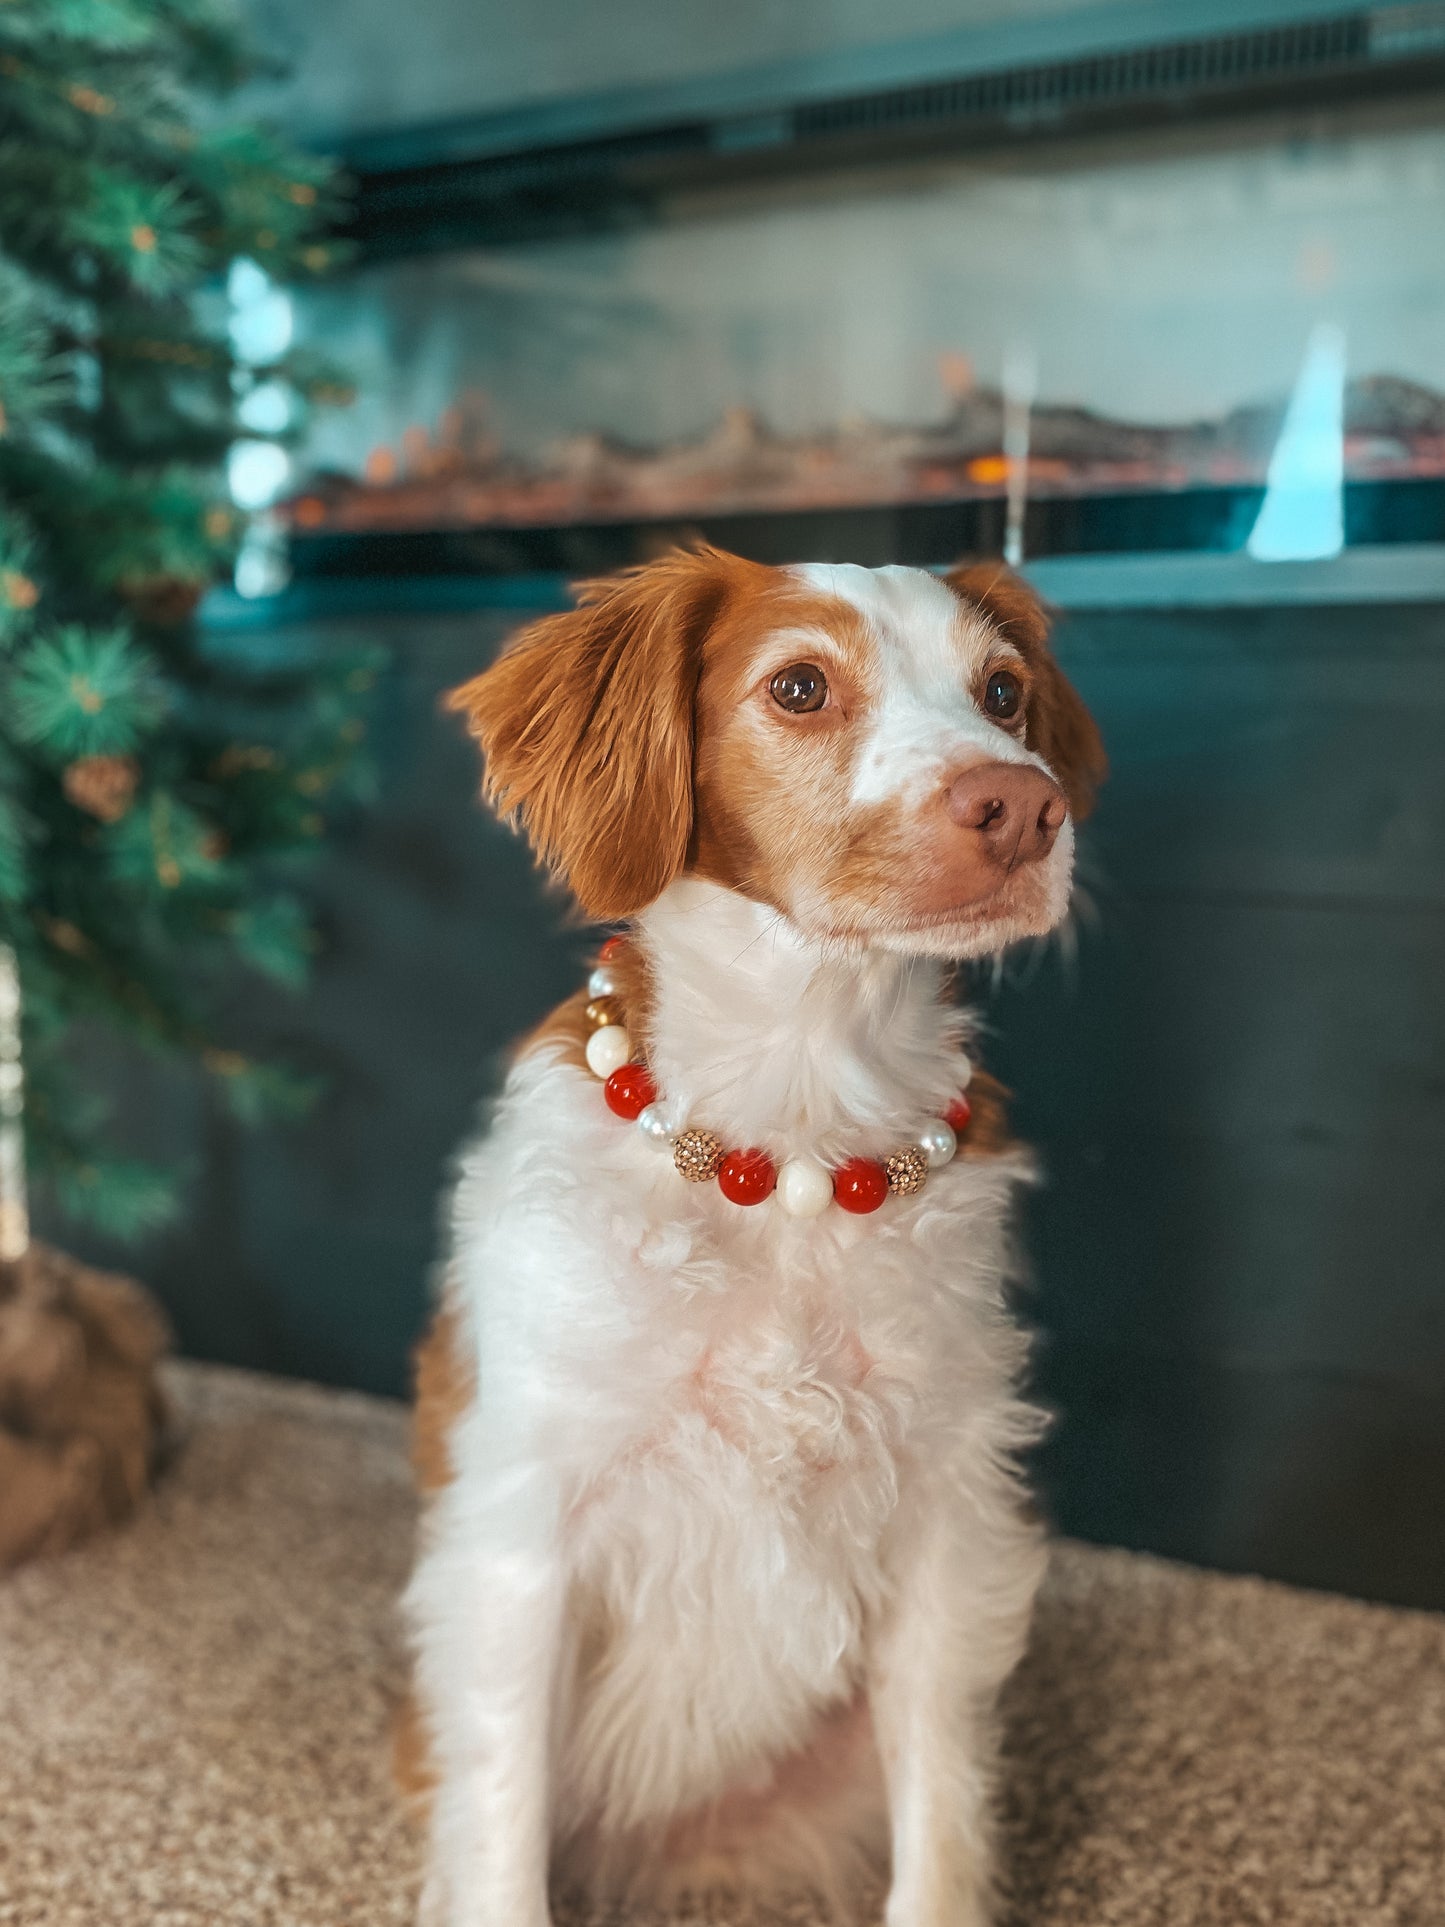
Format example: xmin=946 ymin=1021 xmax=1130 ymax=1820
xmin=450 ymin=1099 xmax=1024 ymax=1842
xmin=420 ymin=883 xmax=1041 ymax=1924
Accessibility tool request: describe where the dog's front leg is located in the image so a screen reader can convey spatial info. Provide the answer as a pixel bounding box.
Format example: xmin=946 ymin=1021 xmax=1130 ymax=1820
xmin=409 ymin=1473 xmax=566 ymax=1927
xmin=868 ymin=1490 xmax=1044 ymax=1927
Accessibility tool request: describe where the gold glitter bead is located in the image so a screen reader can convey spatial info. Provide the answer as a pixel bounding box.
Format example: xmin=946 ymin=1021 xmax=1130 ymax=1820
xmin=885 ymin=1146 xmax=929 ymax=1197
xmin=585 ymin=995 xmax=623 ymax=1030
xmin=673 ymin=1128 xmax=725 ymax=1183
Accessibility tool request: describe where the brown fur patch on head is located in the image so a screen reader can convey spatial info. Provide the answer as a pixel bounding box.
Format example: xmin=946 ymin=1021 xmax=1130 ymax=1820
xmin=449 ymin=547 xmax=762 ymax=919
xmin=944 ymin=562 xmax=1107 ymax=819
xmin=684 ymin=565 xmax=1081 ymax=949
xmin=688 ymin=578 xmax=877 ymax=910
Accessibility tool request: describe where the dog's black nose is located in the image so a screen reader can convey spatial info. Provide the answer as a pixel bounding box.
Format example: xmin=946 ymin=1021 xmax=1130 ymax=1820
xmin=945 ymin=762 xmax=1067 ymax=868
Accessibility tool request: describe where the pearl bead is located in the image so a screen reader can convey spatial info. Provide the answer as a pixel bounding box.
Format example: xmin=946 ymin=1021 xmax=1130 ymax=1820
xmin=917 ymin=1121 xmax=957 ymax=1168
xmin=776 ymin=1156 xmax=833 ymax=1219
xmin=588 ymin=966 xmax=618 ymax=999
xmin=636 ymin=1103 xmax=674 ymax=1146
xmin=585 ymin=1023 xmax=632 ymax=1079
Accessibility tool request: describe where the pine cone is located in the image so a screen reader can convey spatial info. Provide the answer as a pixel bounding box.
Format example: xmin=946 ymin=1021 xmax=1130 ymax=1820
xmin=62 ymin=754 xmax=139 ymax=823
xmin=117 ymin=573 xmax=204 ymax=626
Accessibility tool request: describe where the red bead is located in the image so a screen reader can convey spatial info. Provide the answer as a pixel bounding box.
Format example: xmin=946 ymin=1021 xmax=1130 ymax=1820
xmin=832 ymin=1157 xmax=890 ymax=1214
xmin=717 ymin=1147 xmax=776 ymax=1207
xmin=943 ymin=1094 xmax=973 ymax=1134
xmin=604 ymin=1063 xmax=657 ymax=1120
xmin=600 ymin=935 xmax=627 ymax=962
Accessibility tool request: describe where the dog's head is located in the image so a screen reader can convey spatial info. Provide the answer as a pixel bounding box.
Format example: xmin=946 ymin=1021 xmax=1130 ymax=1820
xmin=449 ymin=546 xmax=1105 ymax=958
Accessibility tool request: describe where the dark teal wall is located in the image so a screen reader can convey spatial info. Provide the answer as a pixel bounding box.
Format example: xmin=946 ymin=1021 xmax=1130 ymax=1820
xmin=72 ymin=593 xmax=1445 ymax=1609
xmin=986 ymin=603 xmax=1445 ymax=1609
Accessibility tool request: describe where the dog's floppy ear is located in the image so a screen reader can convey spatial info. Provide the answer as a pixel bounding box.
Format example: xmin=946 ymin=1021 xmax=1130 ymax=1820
xmin=944 ymin=561 xmax=1107 ymax=820
xmin=448 ymin=547 xmax=735 ymax=919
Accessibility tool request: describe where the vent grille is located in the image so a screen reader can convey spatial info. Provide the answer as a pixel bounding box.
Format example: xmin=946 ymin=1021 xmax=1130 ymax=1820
xmin=792 ymin=14 xmax=1378 ymax=143
xmin=349 ymin=6 xmax=1445 ymax=252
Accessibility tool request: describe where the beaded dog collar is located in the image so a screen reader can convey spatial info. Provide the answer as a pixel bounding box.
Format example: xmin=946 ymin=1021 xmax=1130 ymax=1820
xmin=579 ymin=938 xmax=973 ymax=1218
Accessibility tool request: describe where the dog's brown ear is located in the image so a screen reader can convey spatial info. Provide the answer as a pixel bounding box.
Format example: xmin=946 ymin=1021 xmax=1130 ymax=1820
xmin=448 ymin=548 xmax=735 ymax=919
xmin=944 ymin=561 xmax=1107 ymax=820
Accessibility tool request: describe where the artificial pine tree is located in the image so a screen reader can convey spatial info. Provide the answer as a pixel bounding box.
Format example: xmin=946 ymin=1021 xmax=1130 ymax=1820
xmin=0 ymin=0 xmax=376 ymax=1562
xmin=0 ymin=0 xmax=372 ymax=1246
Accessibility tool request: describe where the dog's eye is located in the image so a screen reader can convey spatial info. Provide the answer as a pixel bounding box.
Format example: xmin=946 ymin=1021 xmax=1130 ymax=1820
xmin=769 ymin=663 xmax=828 ymax=714
xmin=983 ymin=669 xmax=1023 ymax=722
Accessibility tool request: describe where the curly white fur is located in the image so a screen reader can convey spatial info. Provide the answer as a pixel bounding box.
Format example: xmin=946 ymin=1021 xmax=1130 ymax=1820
xmin=405 ymin=883 xmax=1049 ymax=1927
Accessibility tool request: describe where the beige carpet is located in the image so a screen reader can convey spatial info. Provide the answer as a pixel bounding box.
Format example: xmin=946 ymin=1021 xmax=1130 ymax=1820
xmin=0 ymin=1364 xmax=1441 ymax=1927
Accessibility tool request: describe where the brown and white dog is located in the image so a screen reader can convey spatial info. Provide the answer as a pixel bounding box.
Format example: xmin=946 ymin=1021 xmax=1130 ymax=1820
xmin=398 ymin=547 xmax=1105 ymax=1926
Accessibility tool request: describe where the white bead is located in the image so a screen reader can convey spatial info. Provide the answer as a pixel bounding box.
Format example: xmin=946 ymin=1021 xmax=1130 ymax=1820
xmin=917 ymin=1121 xmax=958 ymax=1169
xmin=776 ymin=1156 xmax=833 ymax=1218
xmin=588 ymin=966 xmax=618 ymax=999
xmin=956 ymin=1055 xmax=973 ymax=1090
xmin=636 ymin=1104 xmax=674 ymax=1147
xmin=585 ymin=1024 xmax=632 ymax=1079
